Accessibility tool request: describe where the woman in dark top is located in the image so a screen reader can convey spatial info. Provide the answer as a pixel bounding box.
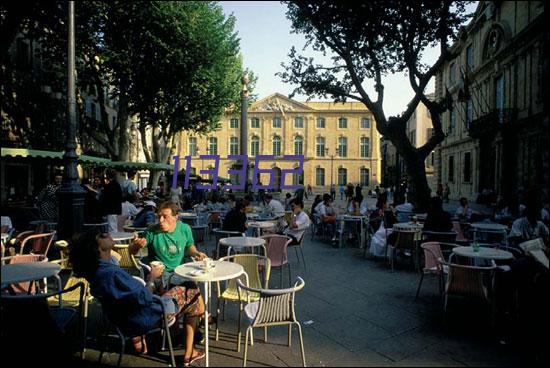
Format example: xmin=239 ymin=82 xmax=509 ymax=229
xmin=69 ymin=230 xmax=206 ymax=365
xmin=423 ymin=196 xmax=453 ymax=232
xmin=222 ymin=201 xmax=247 ymax=233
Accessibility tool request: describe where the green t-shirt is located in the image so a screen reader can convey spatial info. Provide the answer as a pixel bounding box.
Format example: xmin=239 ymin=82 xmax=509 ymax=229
xmin=144 ymin=221 xmax=195 ymax=272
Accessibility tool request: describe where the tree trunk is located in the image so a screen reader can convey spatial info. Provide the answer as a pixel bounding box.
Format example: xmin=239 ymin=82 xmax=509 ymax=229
xmin=148 ymin=169 xmax=162 ymax=191
xmin=402 ymin=153 xmax=432 ymax=212
xmin=117 ymin=90 xmax=130 ymax=162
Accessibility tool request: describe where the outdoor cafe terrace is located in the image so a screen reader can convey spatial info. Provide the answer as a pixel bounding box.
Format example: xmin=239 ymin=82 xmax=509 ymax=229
xmin=0 ymin=195 xmax=546 ymax=367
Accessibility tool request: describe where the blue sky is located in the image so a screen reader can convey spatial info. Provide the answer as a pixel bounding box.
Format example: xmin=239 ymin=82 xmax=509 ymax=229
xmin=220 ymin=1 xmax=476 ymax=117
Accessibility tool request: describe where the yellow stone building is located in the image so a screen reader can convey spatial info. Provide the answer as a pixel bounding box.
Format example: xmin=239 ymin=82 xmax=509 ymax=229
xmin=177 ymin=93 xmax=381 ymax=191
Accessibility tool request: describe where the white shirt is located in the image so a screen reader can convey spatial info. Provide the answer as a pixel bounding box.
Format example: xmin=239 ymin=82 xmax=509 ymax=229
xmin=318 ymin=202 xmax=335 ymax=217
xmin=455 ymin=205 xmax=473 ymax=220
xmin=265 ymin=199 xmax=285 ymax=216
xmin=1 ymin=216 xmax=13 ymax=230
xmin=121 ymin=201 xmax=139 ymax=218
xmin=285 ymin=211 xmax=310 ymax=241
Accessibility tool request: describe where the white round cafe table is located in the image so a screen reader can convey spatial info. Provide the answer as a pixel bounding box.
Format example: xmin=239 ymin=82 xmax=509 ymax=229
xmin=470 ymin=222 xmax=508 ymax=231
xmin=179 ymin=212 xmax=198 ymax=218
xmin=247 ymin=221 xmax=276 ymax=237
xmin=337 ymin=215 xmax=367 ymax=249
xmin=452 ymin=246 xmax=514 ymax=261
xmin=110 ymin=231 xmax=135 ymax=242
xmin=174 ymin=261 xmax=244 ymax=367
xmin=393 ymin=222 xmax=424 ymax=231
xmin=1 ymin=262 xmax=62 ymax=293
xmin=219 ymin=236 xmax=267 ymax=256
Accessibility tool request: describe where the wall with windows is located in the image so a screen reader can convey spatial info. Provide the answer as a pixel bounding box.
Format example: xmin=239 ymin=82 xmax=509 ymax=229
xmin=434 ymin=1 xmax=545 ymax=201
xmin=177 ymin=93 xmax=381 ymax=190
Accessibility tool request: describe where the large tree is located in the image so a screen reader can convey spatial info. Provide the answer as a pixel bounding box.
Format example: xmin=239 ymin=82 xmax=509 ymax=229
xmin=280 ymin=1 xmax=472 ymax=210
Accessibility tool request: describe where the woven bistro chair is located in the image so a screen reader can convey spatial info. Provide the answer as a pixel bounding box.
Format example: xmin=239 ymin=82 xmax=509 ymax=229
xmin=388 ymin=229 xmax=419 ymax=271
xmin=261 ymin=234 xmax=293 ymax=288
xmin=113 ymin=244 xmax=150 ymax=280
xmin=443 ymin=254 xmax=497 ymax=324
xmin=215 ymin=254 xmax=271 ymax=350
xmin=415 ymin=242 xmax=457 ymax=300
xmin=236 ymin=277 xmax=306 ymax=367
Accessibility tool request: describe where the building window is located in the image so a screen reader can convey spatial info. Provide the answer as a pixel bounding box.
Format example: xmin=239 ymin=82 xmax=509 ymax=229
xmin=273 ymin=117 xmax=281 ymax=128
xmin=361 ymin=117 xmax=370 ymax=129
xmin=294 ymin=116 xmax=304 ymax=128
xmin=189 ymin=137 xmax=198 ymax=156
xmin=449 ymin=62 xmax=456 ymax=84
xmin=448 ymin=155 xmax=454 ymax=182
xmin=209 ymin=137 xmax=218 ymax=155
xmin=317 ymin=117 xmax=325 ymax=128
xmin=230 ymin=137 xmax=239 ymax=155
xmin=293 ymin=170 xmax=304 ymax=186
xmin=251 ymin=135 xmax=260 ymax=156
xmin=409 ymin=129 xmax=416 ymax=146
xmin=463 ymin=152 xmax=471 ymax=183
xmin=316 ymin=137 xmax=325 ymax=157
xmin=251 ymin=117 xmax=260 ymax=128
xmin=230 ymin=118 xmax=239 ymax=128
xmin=466 ymin=45 xmax=474 ymax=71
xmin=338 ymin=168 xmax=347 ymax=186
xmin=360 ymin=137 xmax=370 ymax=158
xmin=91 ymin=103 xmax=97 ymax=121
xmin=316 ymin=168 xmax=325 ymax=186
xmin=273 ymin=136 xmax=281 ymax=156
xmin=294 ymin=135 xmax=303 ymax=155
xmin=338 ymin=137 xmax=347 ymax=157
xmin=85 ymin=101 xmax=92 ymax=117
xmin=466 ymin=99 xmax=473 ymax=128
xmin=338 ymin=117 xmax=348 ymax=129
xmin=449 ymin=108 xmax=456 ymax=134
xmin=495 ymin=75 xmax=505 ymax=123
xmin=360 ymin=168 xmax=370 ymax=187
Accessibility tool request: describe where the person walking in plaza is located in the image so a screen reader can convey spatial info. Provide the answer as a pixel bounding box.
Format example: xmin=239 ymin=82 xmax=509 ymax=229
xmin=306 ymin=184 xmax=313 ymax=197
xmin=37 ymin=173 xmax=62 ymax=222
xmin=102 ymin=169 xmax=123 ymax=233
xmin=330 ymin=184 xmax=336 ymax=201
xmin=69 ymin=230 xmax=206 ymax=365
xmin=339 ymin=184 xmax=345 ymax=200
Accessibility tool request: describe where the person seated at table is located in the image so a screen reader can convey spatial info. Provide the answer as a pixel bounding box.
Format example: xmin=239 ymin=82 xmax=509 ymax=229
xmin=284 ymin=193 xmax=293 ymax=211
xmin=243 ymin=194 xmax=254 ymax=213
xmin=509 ymin=202 xmax=549 ymax=247
xmin=133 ymin=200 xmax=157 ymax=228
xmin=316 ymin=194 xmax=338 ymax=245
xmin=226 ymin=194 xmax=236 ymax=210
xmin=347 ymin=195 xmax=362 ymax=215
xmin=282 ymin=199 xmax=310 ymax=245
xmin=369 ymin=195 xmax=397 ymax=257
xmin=69 ymin=230 xmax=206 ymax=365
xmin=262 ymin=193 xmax=285 ymax=217
xmin=423 ymin=196 xmax=453 ymax=232
xmin=130 ymin=201 xmax=208 ymax=288
xmin=455 ymin=197 xmax=478 ymax=222
xmin=222 ymin=200 xmax=248 ymax=234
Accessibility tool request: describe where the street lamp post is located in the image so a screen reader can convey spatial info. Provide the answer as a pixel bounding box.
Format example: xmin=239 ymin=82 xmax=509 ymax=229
xmin=57 ymin=1 xmax=85 ymax=240
xmin=240 ymin=74 xmax=249 ymax=182
xmin=325 ymin=147 xmax=340 ymax=188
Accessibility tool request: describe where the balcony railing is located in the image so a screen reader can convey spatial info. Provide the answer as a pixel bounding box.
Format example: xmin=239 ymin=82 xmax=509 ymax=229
xmin=468 ymin=108 xmax=517 ymax=138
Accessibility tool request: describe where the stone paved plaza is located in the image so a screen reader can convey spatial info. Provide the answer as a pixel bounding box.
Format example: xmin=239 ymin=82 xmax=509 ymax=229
xmin=74 ymin=196 xmax=528 ymax=367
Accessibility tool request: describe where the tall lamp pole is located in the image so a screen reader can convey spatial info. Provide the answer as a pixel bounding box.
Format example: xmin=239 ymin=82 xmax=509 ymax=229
xmin=325 ymin=147 xmax=340 ymax=188
xmin=57 ymin=0 xmax=85 ymax=240
xmin=240 ymin=74 xmax=249 ymax=182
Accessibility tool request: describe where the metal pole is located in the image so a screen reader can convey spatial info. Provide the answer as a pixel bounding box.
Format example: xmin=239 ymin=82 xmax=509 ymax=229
xmin=57 ymin=1 xmax=85 ymax=240
xmin=240 ymin=74 xmax=249 ymax=182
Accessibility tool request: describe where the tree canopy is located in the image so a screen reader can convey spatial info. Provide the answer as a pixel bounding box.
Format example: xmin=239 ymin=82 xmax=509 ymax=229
xmin=279 ymin=1 xmax=473 ymax=209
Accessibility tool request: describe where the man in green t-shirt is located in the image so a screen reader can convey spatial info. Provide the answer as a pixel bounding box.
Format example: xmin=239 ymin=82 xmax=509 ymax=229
xmin=130 ymin=201 xmax=207 ymax=287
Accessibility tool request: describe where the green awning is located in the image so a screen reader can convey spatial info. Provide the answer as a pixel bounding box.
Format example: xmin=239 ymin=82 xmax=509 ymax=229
xmin=1 ymin=147 xmax=63 ymax=159
xmin=1 ymin=147 xmax=173 ymax=171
